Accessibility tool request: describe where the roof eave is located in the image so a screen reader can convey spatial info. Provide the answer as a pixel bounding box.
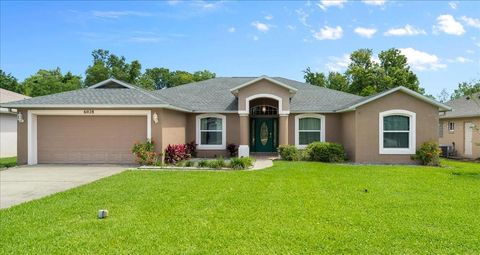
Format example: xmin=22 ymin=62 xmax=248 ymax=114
xmin=336 ymin=86 xmax=452 ymax=112
xmin=0 ymin=104 xmax=192 ymax=112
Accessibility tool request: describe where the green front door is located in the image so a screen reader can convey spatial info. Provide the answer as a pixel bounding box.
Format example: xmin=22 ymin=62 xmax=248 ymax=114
xmin=252 ymin=118 xmax=277 ymax=152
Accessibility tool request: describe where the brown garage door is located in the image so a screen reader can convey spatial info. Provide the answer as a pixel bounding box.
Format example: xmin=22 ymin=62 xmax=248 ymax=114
xmin=37 ymin=115 xmax=147 ymax=164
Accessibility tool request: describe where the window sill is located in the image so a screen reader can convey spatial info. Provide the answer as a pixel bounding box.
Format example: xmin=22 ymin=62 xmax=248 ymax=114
xmin=197 ymin=145 xmax=226 ymax=150
xmin=379 ymin=148 xmax=415 ymax=155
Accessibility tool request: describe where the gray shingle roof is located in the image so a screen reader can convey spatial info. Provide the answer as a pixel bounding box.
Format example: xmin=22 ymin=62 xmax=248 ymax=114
xmin=441 ymin=93 xmax=480 ymax=118
xmin=3 ymin=87 xmax=168 ymax=106
xmin=153 ymin=77 xmax=363 ymax=112
xmin=2 ymin=77 xmax=364 ymax=112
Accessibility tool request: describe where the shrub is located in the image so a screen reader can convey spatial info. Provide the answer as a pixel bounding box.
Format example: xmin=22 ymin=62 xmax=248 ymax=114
xmin=306 ymin=142 xmax=346 ymax=163
xmin=230 ymin=157 xmax=255 ymax=170
xmin=413 ymin=141 xmax=442 ymax=166
xmin=198 ymin=160 xmax=209 ymax=168
xmin=208 ymin=157 xmax=227 ymax=169
xmin=164 ymin=144 xmax=191 ymax=165
xmin=185 ymin=141 xmax=197 ymax=157
xmin=278 ymin=145 xmax=301 ymax=161
xmin=226 ymin=144 xmax=238 ymax=157
xmin=184 ymin=161 xmax=195 ymax=167
xmin=132 ymin=140 xmax=162 ymax=166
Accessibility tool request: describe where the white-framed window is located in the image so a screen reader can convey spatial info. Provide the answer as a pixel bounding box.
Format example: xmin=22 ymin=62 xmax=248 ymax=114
xmin=196 ymin=114 xmax=226 ymax=150
xmin=448 ymin=121 xmax=455 ymax=132
xmin=295 ymin=114 xmax=326 ymax=149
xmin=379 ymin=110 xmax=416 ymax=154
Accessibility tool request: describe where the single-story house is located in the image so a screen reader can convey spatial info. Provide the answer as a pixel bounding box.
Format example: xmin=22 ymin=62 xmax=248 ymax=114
xmin=439 ymin=93 xmax=480 ymax=159
xmin=0 ymin=88 xmax=30 ymax=158
xmin=1 ymin=76 xmax=451 ymax=165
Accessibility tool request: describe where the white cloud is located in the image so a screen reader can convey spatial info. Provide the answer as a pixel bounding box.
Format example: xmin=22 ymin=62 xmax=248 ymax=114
xmin=192 ymin=0 xmax=224 ymax=10
xmin=227 ymin=27 xmax=236 ymax=33
xmin=384 ymin=24 xmax=426 ymax=36
xmin=253 ymin=35 xmax=259 ymax=41
xmin=313 ymin=26 xmax=343 ymax=40
xmin=318 ymin=0 xmax=346 ymax=11
xmin=251 ymin=21 xmax=270 ymax=32
xmin=287 ymin=25 xmax=296 ymax=30
xmin=167 ymin=0 xmax=180 ymax=5
xmin=448 ymin=56 xmax=473 ymax=63
xmin=296 ymin=9 xmax=310 ymax=27
xmin=326 ymin=54 xmax=351 ymax=71
xmin=461 ymin=16 xmax=480 ymax=29
xmin=354 ymin=27 xmax=377 ymax=38
xmin=91 ymin=11 xmax=151 ymax=18
xmin=435 ymin=14 xmax=465 ymax=35
xmin=448 ymin=2 xmax=457 ymax=9
xmin=265 ymin=14 xmax=273 ymax=20
xmin=362 ymin=0 xmax=386 ymax=6
xmin=399 ymin=48 xmax=447 ymax=71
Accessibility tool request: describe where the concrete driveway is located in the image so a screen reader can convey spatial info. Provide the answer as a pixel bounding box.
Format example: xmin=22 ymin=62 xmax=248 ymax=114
xmin=0 ymin=164 xmax=127 ymax=209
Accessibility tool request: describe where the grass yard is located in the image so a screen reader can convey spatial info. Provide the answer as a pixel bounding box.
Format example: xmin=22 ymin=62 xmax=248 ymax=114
xmin=1 ymin=160 xmax=479 ymax=254
xmin=0 ymin=157 xmax=16 ymax=169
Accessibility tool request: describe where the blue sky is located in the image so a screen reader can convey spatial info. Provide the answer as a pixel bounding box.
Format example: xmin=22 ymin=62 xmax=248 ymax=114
xmin=1 ymin=0 xmax=479 ymax=96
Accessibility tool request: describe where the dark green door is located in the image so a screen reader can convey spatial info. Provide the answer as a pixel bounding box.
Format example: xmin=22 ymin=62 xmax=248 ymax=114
xmin=253 ymin=118 xmax=276 ymax=152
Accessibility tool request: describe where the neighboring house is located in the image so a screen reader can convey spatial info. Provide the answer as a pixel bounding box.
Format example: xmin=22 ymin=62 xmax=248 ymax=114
xmin=439 ymin=93 xmax=480 ymax=159
xmin=0 ymin=89 xmax=30 ymax=158
xmin=1 ymin=76 xmax=450 ymax=165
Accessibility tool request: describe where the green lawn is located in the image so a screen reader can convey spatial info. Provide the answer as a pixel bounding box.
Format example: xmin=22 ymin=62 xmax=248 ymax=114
xmin=0 ymin=157 xmax=16 ymax=169
xmin=1 ymin=160 xmax=479 ymax=254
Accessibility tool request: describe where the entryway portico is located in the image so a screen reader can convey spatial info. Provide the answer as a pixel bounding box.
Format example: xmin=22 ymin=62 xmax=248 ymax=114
xmin=230 ymin=76 xmax=297 ymax=157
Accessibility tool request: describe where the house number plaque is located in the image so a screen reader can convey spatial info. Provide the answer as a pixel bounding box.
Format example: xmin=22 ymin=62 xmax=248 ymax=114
xmin=83 ymin=109 xmax=95 ymax=114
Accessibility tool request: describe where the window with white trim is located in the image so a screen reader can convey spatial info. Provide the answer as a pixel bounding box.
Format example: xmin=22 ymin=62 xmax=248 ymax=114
xmin=196 ymin=114 xmax=226 ymax=150
xmin=295 ymin=114 xmax=325 ymax=148
xmin=448 ymin=121 xmax=455 ymax=132
xmin=379 ymin=110 xmax=416 ymax=154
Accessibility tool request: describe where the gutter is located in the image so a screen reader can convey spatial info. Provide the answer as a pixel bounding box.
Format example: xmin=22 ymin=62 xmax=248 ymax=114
xmin=0 ymin=104 xmax=193 ymax=113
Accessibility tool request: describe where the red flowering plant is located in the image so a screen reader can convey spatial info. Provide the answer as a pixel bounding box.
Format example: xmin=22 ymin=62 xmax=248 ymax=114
xmin=164 ymin=144 xmax=192 ymax=165
xmin=132 ymin=140 xmax=162 ymax=166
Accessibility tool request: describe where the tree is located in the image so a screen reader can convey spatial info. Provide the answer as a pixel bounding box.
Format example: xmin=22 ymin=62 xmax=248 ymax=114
xmin=0 ymin=69 xmax=23 ymax=94
xmin=304 ymin=48 xmax=423 ymax=96
xmin=378 ymin=48 xmax=423 ymax=94
xmin=22 ymin=68 xmax=83 ymax=97
xmin=303 ymin=67 xmax=327 ymax=87
xmin=85 ymin=49 xmax=142 ymax=86
xmin=451 ymin=79 xmax=480 ymax=100
xmin=138 ymin=67 xmax=171 ymax=90
xmin=193 ymin=70 xmax=216 ymax=82
xmin=138 ymin=68 xmax=216 ymax=90
xmin=437 ymin=88 xmax=451 ymax=103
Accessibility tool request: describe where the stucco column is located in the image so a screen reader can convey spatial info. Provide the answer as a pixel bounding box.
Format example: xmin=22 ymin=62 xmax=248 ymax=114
xmin=238 ymin=114 xmax=250 ymax=157
xmin=279 ymin=115 xmax=289 ymax=145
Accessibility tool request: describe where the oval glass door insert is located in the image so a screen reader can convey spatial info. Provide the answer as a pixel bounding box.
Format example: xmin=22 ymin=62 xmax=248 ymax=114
xmin=260 ymin=122 xmax=268 ymax=145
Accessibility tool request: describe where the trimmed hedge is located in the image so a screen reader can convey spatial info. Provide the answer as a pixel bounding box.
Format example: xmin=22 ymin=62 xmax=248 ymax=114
xmin=278 ymin=145 xmax=302 ymax=161
xmin=306 ymin=142 xmax=346 ymax=162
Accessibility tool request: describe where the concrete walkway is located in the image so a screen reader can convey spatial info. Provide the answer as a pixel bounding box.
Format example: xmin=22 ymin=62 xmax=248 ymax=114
xmin=0 ymin=164 xmax=126 ymax=209
xmin=252 ymin=156 xmax=276 ymax=170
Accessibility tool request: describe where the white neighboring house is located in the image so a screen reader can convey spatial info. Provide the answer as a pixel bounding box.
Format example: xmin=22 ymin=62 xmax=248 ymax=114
xmin=0 ymin=89 xmax=30 ymax=158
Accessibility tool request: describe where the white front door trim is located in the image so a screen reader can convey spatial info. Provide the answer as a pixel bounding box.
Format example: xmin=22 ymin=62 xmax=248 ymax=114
xmin=27 ymin=109 xmax=151 ymax=165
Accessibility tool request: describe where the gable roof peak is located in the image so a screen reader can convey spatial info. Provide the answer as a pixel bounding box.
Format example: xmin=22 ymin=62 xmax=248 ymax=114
xmin=229 ymin=76 xmax=298 ymax=96
xmin=88 ymin=78 xmax=136 ymax=89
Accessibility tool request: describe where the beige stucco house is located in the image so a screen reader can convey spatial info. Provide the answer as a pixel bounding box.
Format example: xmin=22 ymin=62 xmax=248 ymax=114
xmin=0 ymin=88 xmax=30 ymax=158
xmin=439 ymin=93 xmax=480 ymax=159
xmin=1 ymin=76 xmax=451 ymax=165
